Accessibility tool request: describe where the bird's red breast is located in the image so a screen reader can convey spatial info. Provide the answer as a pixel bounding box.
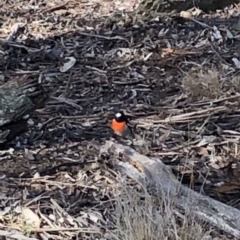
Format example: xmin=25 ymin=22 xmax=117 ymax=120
xmin=111 ymin=118 xmax=128 ymax=135
xmin=110 ymin=111 xmax=134 ymax=139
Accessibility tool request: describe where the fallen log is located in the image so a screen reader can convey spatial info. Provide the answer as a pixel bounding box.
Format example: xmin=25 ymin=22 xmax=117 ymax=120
xmin=0 ymin=76 xmax=47 ymax=144
xmin=100 ymin=140 xmax=240 ymax=238
xmin=138 ymin=0 xmax=240 ymax=13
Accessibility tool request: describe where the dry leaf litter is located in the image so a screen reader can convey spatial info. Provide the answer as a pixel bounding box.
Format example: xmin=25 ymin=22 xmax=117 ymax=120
xmin=0 ymin=0 xmax=240 ymax=239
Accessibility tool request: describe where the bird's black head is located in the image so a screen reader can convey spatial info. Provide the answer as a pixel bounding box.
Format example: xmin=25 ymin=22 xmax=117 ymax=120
xmin=114 ymin=111 xmax=129 ymax=123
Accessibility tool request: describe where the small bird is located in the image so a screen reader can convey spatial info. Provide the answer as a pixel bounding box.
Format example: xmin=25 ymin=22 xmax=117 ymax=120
xmin=111 ymin=111 xmax=135 ymax=140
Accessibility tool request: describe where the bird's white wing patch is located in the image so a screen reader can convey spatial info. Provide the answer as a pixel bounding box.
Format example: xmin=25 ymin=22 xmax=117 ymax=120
xmin=115 ymin=112 xmax=122 ymax=118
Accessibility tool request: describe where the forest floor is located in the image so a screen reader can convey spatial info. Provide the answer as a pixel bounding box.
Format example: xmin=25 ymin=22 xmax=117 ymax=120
xmin=0 ymin=0 xmax=240 ymax=239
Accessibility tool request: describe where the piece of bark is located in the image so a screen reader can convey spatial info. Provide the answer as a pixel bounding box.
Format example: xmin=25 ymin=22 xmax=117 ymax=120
xmin=100 ymin=140 xmax=240 ymax=238
xmin=0 ymin=76 xmax=47 ymax=144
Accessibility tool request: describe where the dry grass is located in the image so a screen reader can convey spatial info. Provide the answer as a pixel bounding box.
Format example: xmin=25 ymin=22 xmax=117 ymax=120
xmin=107 ymin=182 xmax=215 ymax=240
xmin=182 ymin=67 xmax=223 ymax=101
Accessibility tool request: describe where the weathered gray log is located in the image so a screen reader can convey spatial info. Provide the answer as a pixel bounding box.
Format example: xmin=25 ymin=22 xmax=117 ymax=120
xmin=138 ymin=0 xmax=240 ymax=13
xmin=0 ymin=76 xmax=47 ymax=144
xmin=100 ymin=140 xmax=240 ymax=238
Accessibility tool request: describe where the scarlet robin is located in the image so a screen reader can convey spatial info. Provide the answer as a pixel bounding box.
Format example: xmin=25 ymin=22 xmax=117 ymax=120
xmin=111 ymin=111 xmax=135 ymax=140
